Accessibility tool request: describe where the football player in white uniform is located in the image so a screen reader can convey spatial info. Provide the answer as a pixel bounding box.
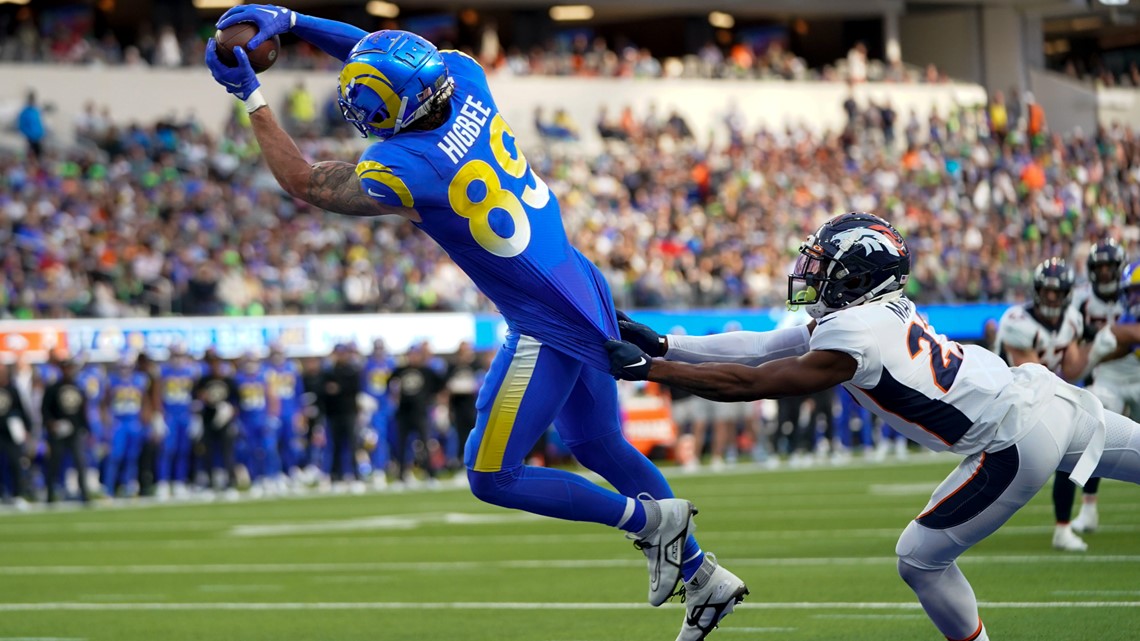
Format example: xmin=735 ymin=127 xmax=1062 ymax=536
xmin=994 ymin=258 xmax=1092 ymax=551
xmin=1068 ymin=240 xmax=1127 ymax=534
xmin=605 ymin=213 xmax=1140 ymax=641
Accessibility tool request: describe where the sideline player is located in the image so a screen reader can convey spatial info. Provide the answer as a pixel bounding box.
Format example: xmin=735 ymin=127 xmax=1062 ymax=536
xmin=606 ymin=213 xmax=1140 ymax=641
xmin=994 ymin=258 xmax=1090 ymax=551
xmin=1069 ymin=240 xmax=1127 ymax=533
xmin=205 ymin=7 xmax=744 ymax=636
xmin=157 ymin=344 xmax=199 ymax=500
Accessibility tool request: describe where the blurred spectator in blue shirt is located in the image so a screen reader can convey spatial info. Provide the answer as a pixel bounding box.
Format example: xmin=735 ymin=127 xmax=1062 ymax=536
xmin=17 ymin=92 xmax=45 ymax=159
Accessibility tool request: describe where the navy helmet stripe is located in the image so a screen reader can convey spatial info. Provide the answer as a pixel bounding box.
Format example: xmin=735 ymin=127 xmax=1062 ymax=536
xmin=862 ymin=368 xmax=973 ymax=446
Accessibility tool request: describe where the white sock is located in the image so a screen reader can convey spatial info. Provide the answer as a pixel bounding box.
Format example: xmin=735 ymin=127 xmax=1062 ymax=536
xmin=899 ymin=560 xmax=982 ymax=641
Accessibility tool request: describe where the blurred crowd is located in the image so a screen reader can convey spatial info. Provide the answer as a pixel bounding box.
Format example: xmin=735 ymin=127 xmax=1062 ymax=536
xmin=0 ymin=340 xmax=495 ymax=507
xmin=0 ymin=9 xmax=946 ymax=84
xmin=1057 ymin=58 xmax=1140 ymax=89
xmin=4 ymin=81 xmax=1140 ymax=319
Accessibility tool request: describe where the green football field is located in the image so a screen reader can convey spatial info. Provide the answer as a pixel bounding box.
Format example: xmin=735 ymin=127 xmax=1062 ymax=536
xmin=2 ymin=455 xmax=1139 ymax=641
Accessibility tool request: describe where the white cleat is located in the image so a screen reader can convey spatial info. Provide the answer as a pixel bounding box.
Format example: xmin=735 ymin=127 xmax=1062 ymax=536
xmin=1053 ymin=524 xmax=1089 ymax=552
xmin=630 ymin=495 xmax=697 ymax=607
xmin=1071 ymin=504 xmax=1099 ymax=534
xmin=675 ymin=553 xmax=748 ymax=641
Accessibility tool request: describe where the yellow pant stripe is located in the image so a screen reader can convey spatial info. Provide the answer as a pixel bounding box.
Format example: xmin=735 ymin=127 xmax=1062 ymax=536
xmin=473 ymin=335 xmax=541 ymax=472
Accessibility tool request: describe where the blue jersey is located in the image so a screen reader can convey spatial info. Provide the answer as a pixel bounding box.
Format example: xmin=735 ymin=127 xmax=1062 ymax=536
xmin=267 ymin=361 xmax=303 ymax=416
xmin=77 ymin=365 xmax=106 ymax=424
xmin=37 ymin=363 xmax=61 ymax=387
xmin=363 ymin=355 xmax=396 ymax=402
xmin=107 ymin=371 xmax=149 ymax=419
xmin=357 ymin=51 xmax=617 ymax=370
xmin=159 ymin=363 xmax=199 ymax=414
xmin=235 ymin=367 xmax=271 ymax=419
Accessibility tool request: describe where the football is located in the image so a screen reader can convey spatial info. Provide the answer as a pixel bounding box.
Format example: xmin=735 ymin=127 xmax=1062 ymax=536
xmin=215 ymin=23 xmax=280 ymax=73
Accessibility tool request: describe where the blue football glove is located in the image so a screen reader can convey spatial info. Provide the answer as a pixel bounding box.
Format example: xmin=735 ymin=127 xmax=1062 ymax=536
xmin=206 ymin=39 xmax=265 ymax=111
xmin=606 ymin=339 xmax=652 ymax=381
xmin=616 ymin=310 xmax=667 ymax=358
xmin=216 ymin=4 xmax=295 ymax=49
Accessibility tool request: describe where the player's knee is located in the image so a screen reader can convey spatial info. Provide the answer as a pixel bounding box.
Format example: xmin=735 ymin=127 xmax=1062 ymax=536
xmin=467 ymin=466 xmax=523 ymax=505
xmin=565 ymin=429 xmax=632 ymax=465
xmin=895 ymin=522 xmax=953 ymax=582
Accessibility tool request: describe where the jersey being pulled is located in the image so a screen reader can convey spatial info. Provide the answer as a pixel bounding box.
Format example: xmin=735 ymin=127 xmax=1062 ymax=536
xmin=357 ymin=51 xmax=617 ymax=371
xmin=995 ymin=303 xmax=1083 ymax=374
xmin=812 ymin=297 xmax=1054 ymax=456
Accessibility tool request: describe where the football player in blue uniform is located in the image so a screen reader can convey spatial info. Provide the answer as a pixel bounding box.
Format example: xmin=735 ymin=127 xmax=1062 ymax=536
xmin=235 ymin=352 xmax=280 ymax=495
xmin=267 ymin=344 xmax=305 ymax=485
xmin=102 ymin=354 xmax=152 ymax=498
xmin=206 ymin=7 xmax=743 ymax=636
xmin=75 ymin=356 xmax=107 ymax=491
xmin=156 ymin=345 xmax=199 ymax=499
xmin=362 ymin=339 xmax=396 ymax=487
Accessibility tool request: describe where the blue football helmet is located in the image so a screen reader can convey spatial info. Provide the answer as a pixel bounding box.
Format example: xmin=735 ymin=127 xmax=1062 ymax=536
xmin=1032 ymin=257 xmax=1075 ymax=323
xmin=1121 ymin=259 xmax=1140 ymax=318
xmin=338 ymin=30 xmax=454 ymax=140
xmin=1087 ymin=238 xmax=1126 ymax=300
xmin=788 ymin=212 xmax=910 ymax=319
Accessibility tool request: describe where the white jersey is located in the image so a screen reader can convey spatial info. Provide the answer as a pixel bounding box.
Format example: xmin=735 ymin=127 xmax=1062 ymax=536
xmin=812 ymin=297 xmax=1057 ymax=456
xmin=995 ymin=303 xmax=1083 ymax=374
xmin=1075 ymin=287 xmax=1124 ymax=337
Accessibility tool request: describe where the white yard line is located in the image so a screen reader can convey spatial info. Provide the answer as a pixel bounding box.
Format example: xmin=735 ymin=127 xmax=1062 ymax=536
xmin=4 ymin=555 xmax=1140 ymax=576
xmin=0 ymin=601 xmax=1137 ymax=612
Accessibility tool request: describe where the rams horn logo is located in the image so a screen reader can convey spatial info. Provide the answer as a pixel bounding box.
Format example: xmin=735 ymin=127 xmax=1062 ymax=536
xmin=833 ymin=226 xmax=906 ymax=257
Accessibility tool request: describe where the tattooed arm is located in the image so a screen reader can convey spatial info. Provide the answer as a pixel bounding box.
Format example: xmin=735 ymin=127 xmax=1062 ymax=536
xmin=248 ymin=106 xmax=414 ymax=220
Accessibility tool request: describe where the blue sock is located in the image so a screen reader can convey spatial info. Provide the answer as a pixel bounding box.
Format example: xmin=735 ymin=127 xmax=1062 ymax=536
xmin=618 ymin=498 xmax=647 ymax=533
xmin=681 ymin=536 xmax=705 ymax=582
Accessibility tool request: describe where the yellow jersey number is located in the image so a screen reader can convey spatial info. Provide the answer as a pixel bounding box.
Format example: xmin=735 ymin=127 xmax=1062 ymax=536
xmin=448 ymin=115 xmax=551 ymax=258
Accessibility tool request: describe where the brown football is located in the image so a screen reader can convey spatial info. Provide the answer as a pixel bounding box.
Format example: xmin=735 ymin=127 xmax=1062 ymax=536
xmin=215 ymin=23 xmax=280 ymax=73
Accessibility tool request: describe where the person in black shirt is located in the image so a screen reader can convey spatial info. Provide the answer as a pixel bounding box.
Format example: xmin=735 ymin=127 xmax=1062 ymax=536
xmin=0 ymin=364 xmax=31 ymax=506
xmin=445 ymin=342 xmax=481 ymax=472
xmin=41 ymin=359 xmax=91 ymax=503
xmin=390 ymin=344 xmax=445 ymax=483
xmin=193 ymin=351 xmax=239 ymax=491
xmin=320 ymin=344 xmax=362 ymax=484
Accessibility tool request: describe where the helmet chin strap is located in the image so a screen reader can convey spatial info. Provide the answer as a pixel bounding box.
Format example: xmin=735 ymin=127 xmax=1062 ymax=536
xmin=391 ymin=96 xmax=410 ymax=136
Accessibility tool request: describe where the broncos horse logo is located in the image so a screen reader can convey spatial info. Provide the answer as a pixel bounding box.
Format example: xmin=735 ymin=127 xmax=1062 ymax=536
xmin=832 ymin=225 xmax=907 ymax=258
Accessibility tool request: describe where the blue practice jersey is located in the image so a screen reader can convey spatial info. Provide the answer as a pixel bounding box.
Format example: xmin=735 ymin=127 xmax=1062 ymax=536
xmin=357 ymin=51 xmax=618 ymax=370
xmin=159 ymin=363 xmax=199 ymax=414
xmin=267 ymin=361 xmax=303 ymax=416
xmin=235 ymin=367 xmax=270 ymax=418
xmin=107 ymin=371 xmax=149 ymax=419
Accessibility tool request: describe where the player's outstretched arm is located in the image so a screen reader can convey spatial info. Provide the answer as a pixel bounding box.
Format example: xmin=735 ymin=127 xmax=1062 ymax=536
xmin=616 ymin=310 xmax=816 ymax=366
xmin=216 ymin=4 xmax=367 ymax=62
xmin=606 ymin=339 xmax=855 ymax=403
xmin=665 ymin=324 xmax=816 ymax=367
xmin=205 ymin=39 xmax=406 ymax=219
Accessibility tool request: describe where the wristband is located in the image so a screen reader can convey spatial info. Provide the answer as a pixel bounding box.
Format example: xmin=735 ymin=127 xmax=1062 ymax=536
xmin=244 ymin=89 xmax=268 ymax=114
